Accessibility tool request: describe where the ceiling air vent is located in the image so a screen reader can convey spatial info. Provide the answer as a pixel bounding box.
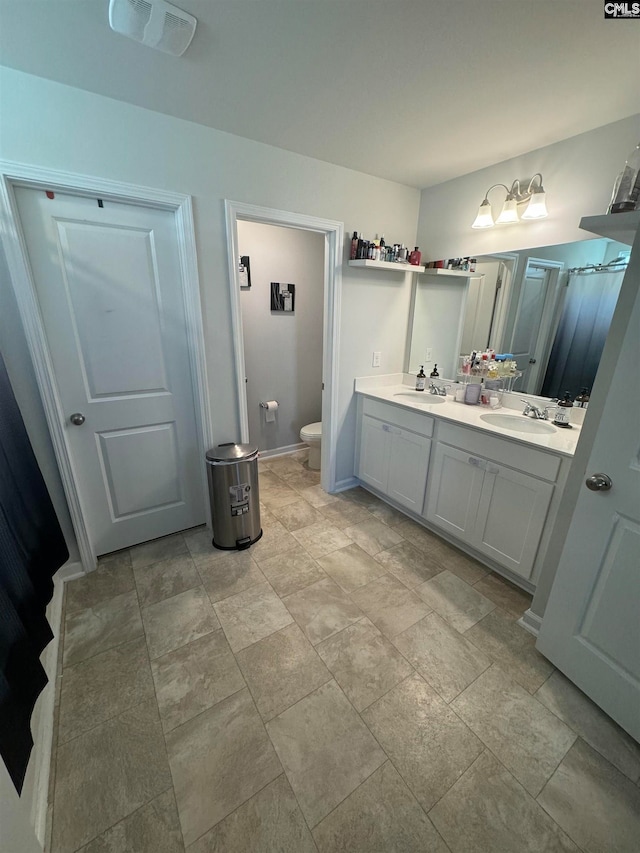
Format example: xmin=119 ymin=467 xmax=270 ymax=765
xmin=108 ymin=0 xmax=197 ymax=56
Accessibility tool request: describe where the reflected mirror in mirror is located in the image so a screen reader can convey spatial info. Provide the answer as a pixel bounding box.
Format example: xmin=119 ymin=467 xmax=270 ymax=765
xmin=407 ymin=237 xmax=630 ymax=399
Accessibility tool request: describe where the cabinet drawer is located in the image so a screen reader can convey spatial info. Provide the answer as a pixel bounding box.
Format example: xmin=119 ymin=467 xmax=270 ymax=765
xmin=362 ymin=397 xmax=434 ymax=437
xmin=436 ymin=422 xmax=561 ymax=482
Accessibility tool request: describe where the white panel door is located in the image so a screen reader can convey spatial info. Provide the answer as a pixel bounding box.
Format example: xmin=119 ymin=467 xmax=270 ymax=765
xmin=15 ymin=188 xmax=205 ymax=556
xmin=537 ymin=239 xmax=640 ymax=741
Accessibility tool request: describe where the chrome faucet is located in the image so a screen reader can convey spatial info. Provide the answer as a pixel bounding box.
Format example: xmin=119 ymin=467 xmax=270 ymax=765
xmin=521 ymin=399 xmax=557 ymax=420
xmin=430 ymin=383 xmax=450 ymax=396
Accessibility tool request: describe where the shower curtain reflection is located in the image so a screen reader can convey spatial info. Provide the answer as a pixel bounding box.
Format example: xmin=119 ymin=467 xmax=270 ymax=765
xmin=541 ymin=265 xmax=626 ymax=399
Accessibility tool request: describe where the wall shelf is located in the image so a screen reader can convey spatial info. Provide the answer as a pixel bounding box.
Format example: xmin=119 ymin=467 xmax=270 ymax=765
xmin=420 ymin=267 xmax=473 ymax=278
xmin=580 ymin=211 xmax=640 ymax=246
xmin=348 ymin=259 xmax=425 ymax=273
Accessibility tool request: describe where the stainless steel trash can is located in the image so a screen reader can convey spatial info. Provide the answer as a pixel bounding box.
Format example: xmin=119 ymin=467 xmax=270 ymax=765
xmin=206 ymin=443 xmax=262 ymax=550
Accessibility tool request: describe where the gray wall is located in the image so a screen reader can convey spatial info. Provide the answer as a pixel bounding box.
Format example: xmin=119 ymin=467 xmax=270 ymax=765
xmin=0 ymin=242 xmax=79 ymax=562
xmin=238 ymin=221 xmax=324 ymax=452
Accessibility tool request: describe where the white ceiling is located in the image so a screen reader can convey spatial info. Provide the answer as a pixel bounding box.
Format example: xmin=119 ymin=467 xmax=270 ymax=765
xmin=1 ymin=1 xmax=638 ymax=188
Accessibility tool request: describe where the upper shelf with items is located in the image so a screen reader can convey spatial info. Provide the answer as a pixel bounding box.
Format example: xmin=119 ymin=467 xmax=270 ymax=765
xmin=348 ymin=260 xmax=474 ymax=277
xmin=348 ymin=259 xmax=425 ymax=273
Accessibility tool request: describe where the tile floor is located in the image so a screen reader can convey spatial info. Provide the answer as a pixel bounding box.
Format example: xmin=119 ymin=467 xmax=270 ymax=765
xmin=48 ymin=450 xmax=640 ymax=852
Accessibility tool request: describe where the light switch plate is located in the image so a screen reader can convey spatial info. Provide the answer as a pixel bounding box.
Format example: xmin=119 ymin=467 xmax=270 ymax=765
xmin=372 ymin=351 xmax=381 ymax=368
xmin=425 ymin=348 xmax=433 ymax=362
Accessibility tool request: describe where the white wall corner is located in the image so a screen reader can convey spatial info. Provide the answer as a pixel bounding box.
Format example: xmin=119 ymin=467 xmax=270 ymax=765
xmin=518 ymin=608 xmax=543 ymax=637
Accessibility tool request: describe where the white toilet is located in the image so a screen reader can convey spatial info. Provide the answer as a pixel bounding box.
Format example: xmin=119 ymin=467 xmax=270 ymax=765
xmin=300 ymin=422 xmax=322 ymax=470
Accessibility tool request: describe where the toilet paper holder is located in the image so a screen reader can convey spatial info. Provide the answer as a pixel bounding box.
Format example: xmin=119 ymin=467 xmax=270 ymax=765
xmin=260 ymin=400 xmax=279 ymax=408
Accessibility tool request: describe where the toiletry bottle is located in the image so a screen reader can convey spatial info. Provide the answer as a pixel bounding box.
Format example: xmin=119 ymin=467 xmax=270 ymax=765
xmin=610 ymin=141 xmax=640 ymax=213
xmin=553 ymin=391 xmax=574 ymax=428
xmin=350 ymin=231 xmax=358 ymax=260
xmin=575 ymin=387 xmax=590 ymax=409
xmin=416 ymin=365 xmax=426 ymax=391
xmin=409 ymin=246 xmax=422 ymax=266
xmin=430 ymin=364 xmax=439 ymax=378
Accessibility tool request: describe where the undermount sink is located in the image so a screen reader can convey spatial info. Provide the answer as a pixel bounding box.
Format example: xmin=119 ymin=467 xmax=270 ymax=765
xmin=480 ymin=413 xmax=557 ymax=435
xmin=393 ymin=392 xmax=446 ymax=405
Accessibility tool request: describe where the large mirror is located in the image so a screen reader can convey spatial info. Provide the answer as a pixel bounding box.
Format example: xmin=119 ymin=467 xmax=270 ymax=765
xmin=407 ymin=237 xmax=630 ymax=399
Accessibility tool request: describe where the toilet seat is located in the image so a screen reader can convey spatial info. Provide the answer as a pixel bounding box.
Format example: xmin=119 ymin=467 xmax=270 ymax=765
xmin=300 ymin=422 xmax=322 ymax=441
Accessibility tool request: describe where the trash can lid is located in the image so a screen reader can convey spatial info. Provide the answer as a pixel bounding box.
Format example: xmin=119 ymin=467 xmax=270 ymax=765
xmin=206 ymin=442 xmax=259 ymax=464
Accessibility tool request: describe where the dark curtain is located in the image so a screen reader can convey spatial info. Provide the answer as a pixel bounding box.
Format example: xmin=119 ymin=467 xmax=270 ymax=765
xmin=0 ymin=349 xmax=68 ymax=793
xmin=541 ymin=268 xmax=625 ymax=399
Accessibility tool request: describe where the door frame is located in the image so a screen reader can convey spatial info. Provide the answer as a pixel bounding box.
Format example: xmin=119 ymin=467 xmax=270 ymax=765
xmin=224 ymin=200 xmax=343 ymax=493
xmin=0 ymin=161 xmax=213 ymax=571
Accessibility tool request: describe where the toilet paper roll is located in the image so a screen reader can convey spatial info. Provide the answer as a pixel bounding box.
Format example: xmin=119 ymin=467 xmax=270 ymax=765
xmin=264 ymin=400 xmax=278 ymax=423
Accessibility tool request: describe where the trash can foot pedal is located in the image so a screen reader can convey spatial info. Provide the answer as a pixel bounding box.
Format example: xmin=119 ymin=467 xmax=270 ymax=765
xmin=212 ymin=529 xmax=263 ymax=551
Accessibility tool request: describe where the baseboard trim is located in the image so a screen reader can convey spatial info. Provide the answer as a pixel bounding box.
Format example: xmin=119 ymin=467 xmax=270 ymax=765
xmin=259 ymin=442 xmax=307 ymax=460
xmin=333 ymin=476 xmax=359 ymax=493
xmin=518 ymin=608 xmax=543 ymax=637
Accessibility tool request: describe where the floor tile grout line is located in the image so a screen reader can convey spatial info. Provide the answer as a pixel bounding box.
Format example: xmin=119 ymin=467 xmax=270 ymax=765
xmin=158 ymin=681 xmax=249 ymax=739
xmin=145 ymin=591 xmax=192 ymax=853
xmin=61 ymin=625 xmax=146 ymax=672
xmin=346 ymin=670 xmax=475 ymax=845
xmin=480 ymin=745 xmax=587 ymax=853
xmin=444 ymin=662 xmax=581 ymax=795
xmin=425 ymin=746 xmax=489 ymax=820
xmin=532 ymin=682 xmax=640 ymax=783
xmin=65 ymin=785 xmax=178 ymax=853
xmin=533 ymin=741 xmax=592 ymax=853
xmin=308 ymin=758 xmax=396 ymax=838
xmin=383 ymin=611 xmax=489 ymax=707
xmin=185 ymin=771 xmax=319 ymax=853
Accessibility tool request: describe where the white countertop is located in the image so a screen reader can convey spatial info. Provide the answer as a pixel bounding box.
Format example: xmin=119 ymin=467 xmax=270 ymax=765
xmin=355 ymin=375 xmax=581 ymax=458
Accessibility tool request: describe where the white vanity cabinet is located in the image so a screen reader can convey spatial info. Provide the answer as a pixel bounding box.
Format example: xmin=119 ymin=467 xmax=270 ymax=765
xmin=424 ymin=423 xmax=560 ymax=581
xmin=358 ymin=398 xmax=433 ymax=513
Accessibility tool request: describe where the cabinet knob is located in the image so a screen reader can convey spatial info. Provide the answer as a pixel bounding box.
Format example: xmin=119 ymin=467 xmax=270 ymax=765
xmin=468 ymin=456 xmax=486 ymax=468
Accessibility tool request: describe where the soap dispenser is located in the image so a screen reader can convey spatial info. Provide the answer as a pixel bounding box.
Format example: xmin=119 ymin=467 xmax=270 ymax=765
xmin=416 ymin=365 xmax=426 ymax=391
xmin=430 ymin=364 xmax=439 ymax=378
xmin=553 ymin=391 xmax=574 ymax=428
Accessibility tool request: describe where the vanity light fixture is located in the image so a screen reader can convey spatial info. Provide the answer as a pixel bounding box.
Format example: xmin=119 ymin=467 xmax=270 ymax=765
xmin=472 ymin=174 xmax=548 ymax=228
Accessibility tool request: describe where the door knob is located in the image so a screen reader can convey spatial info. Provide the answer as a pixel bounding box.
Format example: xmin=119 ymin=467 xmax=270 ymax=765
xmin=529 ymin=358 xmax=537 ymax=364
xmin=585 ymin=473 xmax=612 ymax=492
xmin=69 ymin=412 xmax=86 ymax=426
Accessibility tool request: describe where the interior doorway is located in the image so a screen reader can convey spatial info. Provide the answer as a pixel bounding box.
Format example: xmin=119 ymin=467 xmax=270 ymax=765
xmin=237 ymin=220 xmax=325 ymax=456
xmin=224 ymin=201 xmax=343 ymax=493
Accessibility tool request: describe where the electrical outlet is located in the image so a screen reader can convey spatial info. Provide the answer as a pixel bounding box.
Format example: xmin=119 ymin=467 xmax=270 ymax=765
xmin=425 ymin=348 xmax=433 ymax=363
xmin=372 ymin=351 xmax=381 ymax=368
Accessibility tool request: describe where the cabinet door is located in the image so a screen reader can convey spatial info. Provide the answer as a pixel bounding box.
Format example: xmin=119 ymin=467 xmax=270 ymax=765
xmin=388 ymin=429 xmax=431 ymax=513
xmin=424 ymin=443 xmax=485 ymax=541
xmin=474 ymin=463 xmax=554 ymax=580
xmin=358 ymin=415 xmax=390 ymax=491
